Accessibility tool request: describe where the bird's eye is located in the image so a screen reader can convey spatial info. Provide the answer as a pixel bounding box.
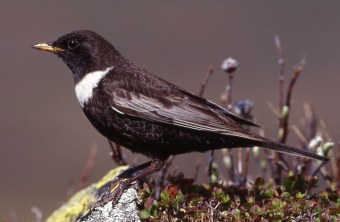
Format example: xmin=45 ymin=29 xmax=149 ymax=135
xmin=67 ymin=39 xmax=79 ymax=50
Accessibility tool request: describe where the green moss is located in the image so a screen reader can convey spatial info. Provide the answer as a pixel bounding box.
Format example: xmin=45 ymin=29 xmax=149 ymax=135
xmin=46 ymin=166 xmax=129 ymax=222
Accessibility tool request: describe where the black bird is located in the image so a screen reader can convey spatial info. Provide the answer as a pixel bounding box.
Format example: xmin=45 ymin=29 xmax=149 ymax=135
xmin=33 ymin=30 xmax=328 ymax=205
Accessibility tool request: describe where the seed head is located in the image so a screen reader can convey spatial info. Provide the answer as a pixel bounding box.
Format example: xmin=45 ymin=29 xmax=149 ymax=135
xmin=221 ymin=57 xmax=239 ymax=73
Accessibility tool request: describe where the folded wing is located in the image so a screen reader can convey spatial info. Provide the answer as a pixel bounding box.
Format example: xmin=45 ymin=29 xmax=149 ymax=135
xmin=110 ymin=85 xmax=260 ymax=141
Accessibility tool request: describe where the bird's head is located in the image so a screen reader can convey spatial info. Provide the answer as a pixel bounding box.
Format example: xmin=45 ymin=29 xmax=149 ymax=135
xmin=33 ymin=30 xmax=120 ymax=83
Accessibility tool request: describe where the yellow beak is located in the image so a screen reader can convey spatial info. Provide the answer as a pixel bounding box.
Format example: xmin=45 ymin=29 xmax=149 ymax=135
xmin=32 ymin=43 xmax=64 ymax=53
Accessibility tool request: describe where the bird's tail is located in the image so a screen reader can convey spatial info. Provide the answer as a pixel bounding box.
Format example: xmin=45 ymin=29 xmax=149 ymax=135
xmin=257 ymin=138 xmax=328 ymax=162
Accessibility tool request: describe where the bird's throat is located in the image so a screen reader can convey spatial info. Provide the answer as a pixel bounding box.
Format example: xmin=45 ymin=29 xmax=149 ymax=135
xmin=74 ymin=66 xmax=114 ymax=108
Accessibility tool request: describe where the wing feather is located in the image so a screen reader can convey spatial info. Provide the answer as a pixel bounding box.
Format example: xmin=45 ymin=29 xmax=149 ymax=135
xmin=111 ymin=89 xmax=258 ymax=140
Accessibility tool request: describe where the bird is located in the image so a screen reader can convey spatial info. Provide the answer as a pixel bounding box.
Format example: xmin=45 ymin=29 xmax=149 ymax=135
xmin=33 ymin=30 xmax=328 ymax=206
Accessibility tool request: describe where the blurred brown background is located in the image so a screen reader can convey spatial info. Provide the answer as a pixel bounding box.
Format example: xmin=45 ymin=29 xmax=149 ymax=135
xmin=1 ymin=1 xmax=339 ymax=220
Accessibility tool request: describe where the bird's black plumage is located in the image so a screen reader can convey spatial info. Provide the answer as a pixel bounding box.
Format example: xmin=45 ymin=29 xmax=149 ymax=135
xmin=33 ymin=30 xmax=328 ymax=205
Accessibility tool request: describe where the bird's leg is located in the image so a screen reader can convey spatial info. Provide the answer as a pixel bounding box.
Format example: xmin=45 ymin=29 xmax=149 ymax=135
xmin=96 ymin=160 xmax=153 ymax=192
xmin=93 ymin=158 xmax=165 ymax=208
xmin=126 ymin=159 xmax=165 ymax=183
xmin=115 ymin=160 xmax=153 ymax=180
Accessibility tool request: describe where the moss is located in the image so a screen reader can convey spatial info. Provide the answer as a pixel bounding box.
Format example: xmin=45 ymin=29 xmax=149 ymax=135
xmin=46 ymin=166 xmax=129 ymax=222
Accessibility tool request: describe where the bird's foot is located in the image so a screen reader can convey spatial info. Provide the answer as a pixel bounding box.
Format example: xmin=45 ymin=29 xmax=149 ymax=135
xmin=92 ymin=178 xmax=132 ymax=209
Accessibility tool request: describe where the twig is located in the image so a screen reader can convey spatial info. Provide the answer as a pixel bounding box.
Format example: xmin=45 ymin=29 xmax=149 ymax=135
xmin=303 ymin=103 xmax=318 ymax=141
xmin=208 ymin=151 xmax=215 ymax=184
xmin=233 ymin=101 xmax=254 ymax=184
xmin=336 ymin=142 xmax=340 ymax=183
xmin=155 ymin=156 xmax=174 ymax=199
xmin=77 ymin=146 xmax=98 ymax=190
xmin=226 ymin=77 xmax=234 ymax=109
xmin=265 ymin=100 xmax=281 ymax=177
xmin=199 ymin=65 xmax=214 ymax=97
xmin=194 ymin=65 xmax=214 ymax=181
xmin=243 ymin=148 xmax=251 ymax=182
xmin=267 ymin=101 xmax=281 ymax=118
xmin=274 ymin=36 xmax=286 ymax=181
xmin=276 ymin=58 xmax=306 ymax=181
xmin=225 ymin=71 xmax=234 ymax=110
xmin=275 ymin=35 xmax=285 ymax=110
xmin=193 ymin=154 xmax=202 ymax=182
xmin=238 ymin=149 xmax=242 ymax=176
xmin=217 ymin=58 xmax=239 ymax=183
xmin=66 ymin=179 xmax=75 ymax=197
xmin=265 ymin=101 xmax=282 ymax=180
xmin=319 ymin=119 xmax=331 ymax=142
xmin=208 ymin=150 xmax=216 ymax=184
xmin=292 ymin=120 xmax=314 ymax=179
xmin=326 ymin=140 xmax=340 ymax=183
xmin=275 ymin=58 xmax=305 ymax=183
xmin=31 ymin=206 xmax=43 ymax=222
xmin=108 ymin=140 xmax=127 ymax=166
xmin=318 ymin=120 xmax=336 ymax=182
xmin=221 ymin=57 xmax=238 ymax=108
xmin=299 ymin=103 xmax=318 ymax=175
xmin=319 ymin=170 xmax=333 ymax=185
xmin=311 ymin=161 xmax=328 ymax=177
xmin=291 ymin=124 xmax=308 ymax=146
xmin=9 ymin=210 xmax=17 ymax=222
xmin=280 ymin=57 xmax=305 ymax=143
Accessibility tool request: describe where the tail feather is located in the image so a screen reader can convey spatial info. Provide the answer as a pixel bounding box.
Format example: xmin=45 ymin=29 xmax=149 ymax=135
xmin=258 ymin=138 xmax=329 ymax=162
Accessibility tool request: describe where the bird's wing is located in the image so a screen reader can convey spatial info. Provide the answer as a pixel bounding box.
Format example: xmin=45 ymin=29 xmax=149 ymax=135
xmin=108 ymin=77 xmax=259 ymax=140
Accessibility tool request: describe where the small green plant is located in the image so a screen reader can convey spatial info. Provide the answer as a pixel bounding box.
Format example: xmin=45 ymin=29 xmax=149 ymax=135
xmin=138 ymin=173 xmax=339 ymax=221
